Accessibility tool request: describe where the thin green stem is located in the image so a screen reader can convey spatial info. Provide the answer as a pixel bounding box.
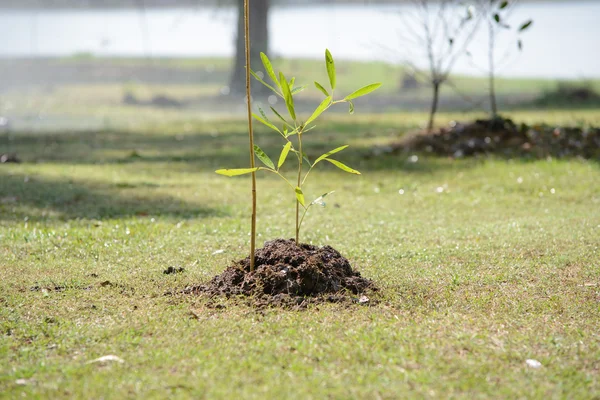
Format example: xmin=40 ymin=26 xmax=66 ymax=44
xmin=298 ymin=204 xmax=312 ymax=237
xmin=295 ymin=130 xmax=303 ymax=245
xmin=261 ymin=168 xmax=296 ymax=190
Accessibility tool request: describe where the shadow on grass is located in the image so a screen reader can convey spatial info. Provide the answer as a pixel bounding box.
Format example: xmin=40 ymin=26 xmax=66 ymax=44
xmin=9 ymin=115 xmax=597 ymax=182
xmin=5 ymin=122 xmax=473 ymax=175
xmin=0 ymin=172 xmax=221 ymax=222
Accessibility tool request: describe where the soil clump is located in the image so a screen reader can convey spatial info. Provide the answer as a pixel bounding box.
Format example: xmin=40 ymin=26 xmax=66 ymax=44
xmin=188 ymin=239 xmax=375 ymax=309
xmin=382 ymin=117 xmax=600 ymax=159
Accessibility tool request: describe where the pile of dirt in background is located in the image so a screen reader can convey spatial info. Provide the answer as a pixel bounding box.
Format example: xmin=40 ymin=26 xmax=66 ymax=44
xmin=382 ymin=117 xmax=600 ymax=159
xmin=0 ymin=153 xmax=20 ymax=163
xmin=188 ymin=239 xmax=375 ymax=309
xmin=533 ymin=83 xmax=600 ymax=107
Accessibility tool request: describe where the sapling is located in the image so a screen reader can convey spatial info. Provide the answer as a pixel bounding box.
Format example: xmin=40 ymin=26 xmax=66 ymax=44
xmin=216 ymin=50 xmax=381 ymax=245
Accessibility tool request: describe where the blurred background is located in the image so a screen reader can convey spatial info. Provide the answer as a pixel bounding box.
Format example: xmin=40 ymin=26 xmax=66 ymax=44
xmin=0 ymin=0 xmax=598 ymax=135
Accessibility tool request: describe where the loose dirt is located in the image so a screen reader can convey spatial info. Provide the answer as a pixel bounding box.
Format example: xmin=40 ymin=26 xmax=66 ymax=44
xmin=188 ymin=239 xmax=375 ymax=309
xmin=382 ymin=117 xmax=600 ymax=159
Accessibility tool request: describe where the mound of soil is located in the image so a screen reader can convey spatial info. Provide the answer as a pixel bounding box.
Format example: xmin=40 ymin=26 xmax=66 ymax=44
xmin=534 ymin=84 xmax=600 ymax=106
xmin=0 ymin=153 xmax=20 ymax=163
xmin=189 ymin=239 xmax=375 ymax=308
xmin=383 ymin=117 xmax=600 ymax=159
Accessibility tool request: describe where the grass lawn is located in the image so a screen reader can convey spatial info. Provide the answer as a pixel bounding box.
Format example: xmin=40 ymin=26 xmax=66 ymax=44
xmin=1 ymin=110 xmax=599 ymax=398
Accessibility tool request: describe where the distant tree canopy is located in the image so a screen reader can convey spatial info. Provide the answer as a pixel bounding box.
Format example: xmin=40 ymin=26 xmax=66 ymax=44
xmin=230 ymin=0 xmax=270 ymax=95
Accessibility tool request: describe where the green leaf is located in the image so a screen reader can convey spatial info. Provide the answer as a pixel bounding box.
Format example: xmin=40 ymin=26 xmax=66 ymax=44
xmin=499 ymin=1 xmax=509 ymax=9
xmin=286 ymin=127 xmax=300 ymax=137
xmin=250 ymin=69 xmax=281 ymax=97
xmin=252 ymin=113 xmax=281 ymax=134
xmin=295 ymin=187 xmax=306 ymax=207
xmin=314 ymin=145 xmax=349 ymax=165
xmin=493 ymin=13 xmax=501 ymax=23
xmin=325 ymin=49 xmax=336 ymax=90
xmin=258 ymin=106 xmax=271 ymax=123
xmin=260 ymin=52 xmax=279 ymax=88
xmin=305 ymin=96 xmax=332 ymax=127
xmin=519 ymin=20 xmax=533 ymax=31
xmin=278 ymin=142 xmax=292 ymax=169
xmin=269 ymin=107 xmax=292 ymax=128
xmin=348 ymin=101 xmax=355 ymax=115
xmin=289 ymin=77 xmax=295 ymax=88
xmin=291 ymin=85 xmax=306 ymax=95
xmin=254 ymin=145 xmax=275 ymax=170
xmin=325 ymin=159 xmax=361 ymax=175
xmin=280 ymin=72 xmax=296 ymax=121
xmin=215 ymin=168 xmax=259 ymax=177
xmin=344 ymin=83 xmax=382 ymax=101
xmin=314 ymin=81 xmax=329 ymax=97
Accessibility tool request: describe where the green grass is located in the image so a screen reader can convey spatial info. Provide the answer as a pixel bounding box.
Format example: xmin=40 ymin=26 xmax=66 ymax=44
xmin=1 ymin=111 xmax=599 ymax=398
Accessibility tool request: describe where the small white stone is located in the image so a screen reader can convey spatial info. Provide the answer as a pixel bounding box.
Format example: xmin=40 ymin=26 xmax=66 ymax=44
xmin=87 ymin=355 xmax=125 ymax=364
xmin=525 ymin=359 xmax=542 ymax=368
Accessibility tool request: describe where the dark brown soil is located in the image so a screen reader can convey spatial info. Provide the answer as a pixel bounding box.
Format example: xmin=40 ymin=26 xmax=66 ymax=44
xmin=0 ymin=153 xmax=20 ymax=163
xmin=188 ymin=239 xmax=375 ymax=309
xmin=381 ymin=117 xmax=600 ymax=159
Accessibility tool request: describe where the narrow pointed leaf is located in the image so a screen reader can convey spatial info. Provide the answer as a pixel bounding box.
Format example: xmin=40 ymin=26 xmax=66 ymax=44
xmin=215 ymin=168 xmax=259 ymax=176
xmin=519 ymin=20 xmax=533 ymax=31
xmin=260 ymin=52 xmax=279 ymax=88
xmin=499 ymin=1 xmax=509 ymax=9
xmin=269 ymin=107 xmax=293 ymax=128
xmin=258 ymin=106 xmax=269 ymax=120
xmin=254 ymin=144 xmax=275 ymax=169
xmin=325 ymin=159 xmax=361 ymax=175
xmin=291 ymin=85 xmax=306 ymax=95
xmin=286 ymin=127 xmax=300 ymax=137
xmin=314 ymin=145 xmax=349 ymax=165
xmin=325 ymin=49 xmax=336 ymax=90
xmin=348 ymin=100 xmax=355 ymax=114
xmin=277 ymin=142 xmax=292 ymax=169
xmin=314 ymin=81 xmax=329 ymax=97
xmin=493 ymin=13 xmax=501 ymax=23
xmin=280 ymin=72 xmax=296 ymax=121
xmin=289 ymin=77 xmax=295 ymax=88
xmin=252 ymin=113 xmax=281 ymax=134
xmin=295 ymin=187 xmax=305 ymax=207
xmin=305 ymin=96 xmax=332 ymax=127
xmin=250 ymin=69 xmax=281 ymax=97
xmin=344 ymin=83 xmax=382 ymax=101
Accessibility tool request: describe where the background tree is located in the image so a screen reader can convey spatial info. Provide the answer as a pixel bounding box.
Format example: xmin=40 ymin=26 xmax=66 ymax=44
xmin=393 ymin=0 xmax=480 ymax=132
xmin=473 ymin=0 xmax=532 ymax=117
xmin=230 ymin=0 xmax=269 ymax=94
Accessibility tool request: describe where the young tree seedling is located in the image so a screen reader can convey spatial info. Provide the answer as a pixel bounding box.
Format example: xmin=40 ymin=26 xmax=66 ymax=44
xmin=216 ymin=50 xmax=381 ymax=245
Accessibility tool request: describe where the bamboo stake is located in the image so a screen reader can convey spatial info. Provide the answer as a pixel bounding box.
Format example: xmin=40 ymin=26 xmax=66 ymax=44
xmin=243 ymin=0 xmax=257 ymax=271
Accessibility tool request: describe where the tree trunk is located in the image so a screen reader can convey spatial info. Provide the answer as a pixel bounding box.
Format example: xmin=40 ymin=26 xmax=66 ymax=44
xmin=427 ymin=81 xmax=440 ymax=133
xmin=230 ymin=0 xmax=269 ymax=95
